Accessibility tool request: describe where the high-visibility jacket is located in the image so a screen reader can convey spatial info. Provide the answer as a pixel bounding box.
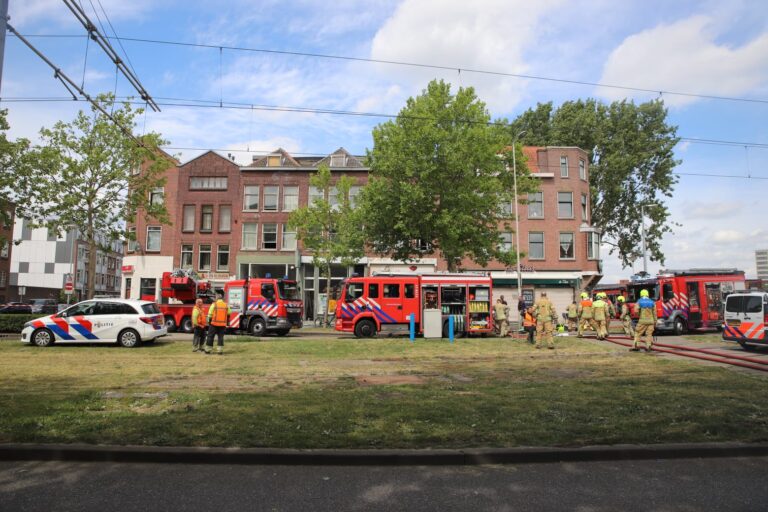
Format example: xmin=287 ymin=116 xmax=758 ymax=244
xmin=567 ymin=303 xmax=578 ymax=319
xmin=208 ymin=299 xmax=231 ymax=327
xmin=192 ymin=305 xmax=207 ymax=328
xmin=523 ymin=312 xmax=536 ymax=327
xmin=578 ymin=299 xmax=593 ymax=319
xmin=592 ymin=299 xmax=607 ymax=321
xmin=637 ymin=297 xmax=657 ymax=325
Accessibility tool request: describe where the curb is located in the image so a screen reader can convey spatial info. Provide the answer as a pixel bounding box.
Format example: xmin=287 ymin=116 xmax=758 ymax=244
xmin=1 ymin=442 xmax=767 ymax=466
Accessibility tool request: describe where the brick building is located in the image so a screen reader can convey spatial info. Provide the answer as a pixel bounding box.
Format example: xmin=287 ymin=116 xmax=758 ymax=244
xmin=122 ymin=146 xmax=602 ymax=320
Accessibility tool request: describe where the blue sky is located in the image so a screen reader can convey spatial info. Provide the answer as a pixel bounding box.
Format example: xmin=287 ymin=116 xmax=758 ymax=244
xmin=4 ymin=0 xmax=768 ymax=280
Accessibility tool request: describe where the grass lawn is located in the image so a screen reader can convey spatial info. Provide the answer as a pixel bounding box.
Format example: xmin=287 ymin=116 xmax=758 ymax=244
xmin=1 ymin=335 xmax=767 ymax=449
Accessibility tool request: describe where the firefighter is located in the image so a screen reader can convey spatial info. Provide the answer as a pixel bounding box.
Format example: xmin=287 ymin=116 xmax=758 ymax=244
xmin=631 ymin=289 xmax=657 ymax=352
xmin=532 ymin=291 xmax=557 ymax=349
xmin=523 ymin=306 xmax=536 ymax=344
xmin=617 ymin=295 xmax=635 ymax=337
xmin=205 ymin=291 xmax=231 ymax=355
xmin=577 ymin=292 xmax=595 ymax=337
xmin=191 ymin=298 xmax=207 ymax=352
xmin=566 ymin=301 xmax=578 ymax=333
xmin=493 ymin=298 xmax=509 ymax=337
xmin=592 ymin=292 xmax=609 ymax=340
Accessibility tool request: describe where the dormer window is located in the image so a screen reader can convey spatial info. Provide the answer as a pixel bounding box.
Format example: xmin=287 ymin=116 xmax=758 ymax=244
xmin=330 ymin=154 xmax=346 ymax=167
xmin=268 ymin=155 xmax=282 ymax=167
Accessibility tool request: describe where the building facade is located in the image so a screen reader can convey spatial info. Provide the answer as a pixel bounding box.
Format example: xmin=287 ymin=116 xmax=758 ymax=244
xmin=756 ymin=249 xmax=768 ymax=281
xmin=0 ymin=204 xmax=14 ymax=302
xmin=123 ymin=146 xmax=601 ymax=320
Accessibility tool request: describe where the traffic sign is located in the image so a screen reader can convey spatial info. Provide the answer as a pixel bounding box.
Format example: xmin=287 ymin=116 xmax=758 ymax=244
xmin=64 ymin=282 xmax=74 ymax=294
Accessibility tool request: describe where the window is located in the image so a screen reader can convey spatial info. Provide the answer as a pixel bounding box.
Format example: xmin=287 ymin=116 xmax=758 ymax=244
xmin=190 ymin=176 xmax=227 ymax=190
xmin=146 ymin=226 xmax=161 ymax=251
xmin=587 ymin=232 xmax=600 ymax=260
xmin=383 ymin=283 xmax=400 ymax=298
xmin=127 ymin=227 xmax=137 ymax=252
xmin=181 ymin=244 xmax=193 ymax=268
xmin=149 ymin=187 xmax=164 ymax=206
xmin=217 ymin=244 xmax=229 ymax=271
xmin=581 ymin=194 xmax=588 ymax=220
xmin=499 ymin=232 xmax=512 ymax=252
xmin=0 ymin=271 xmax=6 ymax=287
xmin=244 ymin=185 xmax=259 ymax=211
xmin=349 ymin=186 xmax=362 ymax=208
xmin=309 ymin=186 xmax=323 ymax=205
xmin=219 ymin=205 xmax=231 ymax=232
xmin=200 ymin=205 xmax=213 ymax=232
xmin=199 ymin=244 xmax=212 ymax=271
xmin=405 ymin=283 xmax=415 ymax=299
xmin=558 ymin=192 xmax=573 ymax=218
xmin=0 ymin=241 xmax=8 ymax=258
xmin=329 ymin=186 xmax=339 ymax=210
xmin=139 ymin=279 xmax=156 ymax=300
xmin=283 ymin=186 xmax=299 ymax=211
xmin=368 ymin=283 xmax=379 ymax=298
xmin=267 ymin=155 xmax=281 ymax=167
xmin=579 ymin=159 xmax=586 ymax=180
xmin=242 ymin=223 xmax=258 ymax=250
xmin=281 ymin=224 xmax=296 ymax=251
xmin=330 ymin=154 xmax=346 ymax=167
xmin=529 ymin=232 xmax=544 ymax=259
xmin=560 ymin=156 xmax=568 ymax=178
xmin=263 ymin=186 xmax=279 ymax=211
xmin=262 ymin=223 xmax=277 ymax=250
xmin=559 ymin=233 xmax=574 ymax=259
xmin=528 ymin=192 xmax=543 ymax=218
xmin=345 ymin=283 xmax=363 ymax=302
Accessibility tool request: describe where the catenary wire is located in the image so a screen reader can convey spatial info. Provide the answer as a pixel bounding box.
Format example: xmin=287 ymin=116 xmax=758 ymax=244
xmin=10 ymin=32 xmax=768 ymax=105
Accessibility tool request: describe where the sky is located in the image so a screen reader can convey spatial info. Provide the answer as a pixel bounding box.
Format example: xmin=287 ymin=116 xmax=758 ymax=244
xmin=4 ymin=0 xmax=768 ymax=281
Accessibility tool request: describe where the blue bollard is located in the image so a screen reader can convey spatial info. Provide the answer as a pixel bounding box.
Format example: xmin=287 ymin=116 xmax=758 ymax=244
xmin=409 ymin=314 xmax=415 ymax=343
xmin=449 ymin=315 xmax=454 ymax=344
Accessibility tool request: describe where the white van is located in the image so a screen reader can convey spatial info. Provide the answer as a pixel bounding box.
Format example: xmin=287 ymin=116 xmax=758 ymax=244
xmin=722 ymin=291 xmax=767 ymax=351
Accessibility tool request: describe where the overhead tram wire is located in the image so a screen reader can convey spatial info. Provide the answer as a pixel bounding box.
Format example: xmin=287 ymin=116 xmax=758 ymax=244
xmin=3 ymin=95 xmax=768 ymax=151
xmin=10 ymin=33 xmax=768 ymax=106
xmin=59 ymin=2 xmax=160 ymax=111
xmin=92 ymin=0 xmax=142 ymax=80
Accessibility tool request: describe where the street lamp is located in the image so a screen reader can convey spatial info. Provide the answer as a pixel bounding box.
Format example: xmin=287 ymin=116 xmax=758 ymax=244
xmin=511 ymin=130 xmax=526 ymax=305
xmin=640 ymin=203 xmax=661 ymax=274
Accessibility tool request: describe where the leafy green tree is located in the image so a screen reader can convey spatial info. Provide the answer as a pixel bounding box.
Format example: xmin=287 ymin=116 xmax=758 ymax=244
xmin=361 ymin=79 xmax=538 ymax=271
xmin=0 ymin=109 xmax=39 ymax=244
xmin=25 ymin=94 xmax=170 ymax=299
xmin=509 ymin=98 xmax=679 ymax=267
xmin=288 ymin=164 xmax=365 ymax=325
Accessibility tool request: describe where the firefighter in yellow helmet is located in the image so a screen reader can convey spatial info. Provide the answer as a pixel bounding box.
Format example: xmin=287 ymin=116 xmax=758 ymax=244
xmin=566 ymin=300 xmax=578 ymax=333
xmin=205 ymin=291 xmax=232 ymax=355
xmin=592 ymin=292 xmax=611 ymax=340
xmin=631 ymin=289 xmax=657 ymax=352
xmin=532 ymin=291 xmax=557 ymax=349
xmin=577 ymin=292 xmax=596 ymax=337
xmin=617 ymin=295 xmax=635 ymax=337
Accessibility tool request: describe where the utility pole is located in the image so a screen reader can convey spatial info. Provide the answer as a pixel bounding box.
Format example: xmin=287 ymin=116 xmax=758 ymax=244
xmin=0 ymin=0 xmax=9 ymax=93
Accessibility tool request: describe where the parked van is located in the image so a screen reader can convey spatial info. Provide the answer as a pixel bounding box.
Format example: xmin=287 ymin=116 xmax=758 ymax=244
xmin=722 ymin=291 xmax=767 ymax=351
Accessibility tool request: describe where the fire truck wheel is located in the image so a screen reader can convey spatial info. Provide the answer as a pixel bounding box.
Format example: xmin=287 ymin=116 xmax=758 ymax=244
xmin=673 ymin=318 xmax=687 ymax=336
xmin=354 ymin=319 xmax=377 ymax=338
xmin=442 ymin=322 xmax=465 ymax=338
xmin=164 ymin=316 xmax=177 ymax=332
xmin=249 ymin=317 xmax=267 ymax=337
xmin=181 ymin=317 xmax=193 ymax=333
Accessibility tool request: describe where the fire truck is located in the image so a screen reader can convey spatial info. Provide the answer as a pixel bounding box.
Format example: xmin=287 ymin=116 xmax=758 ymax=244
xmin=626 ymin=268 xmax=745 ymax=335
xmin=159 ymin=270 xmax=303 ymax=336
xmin=334 ymin=273 xmax=494 ymax=338
xmin=592 ymin=283 xmax=627 ymax=318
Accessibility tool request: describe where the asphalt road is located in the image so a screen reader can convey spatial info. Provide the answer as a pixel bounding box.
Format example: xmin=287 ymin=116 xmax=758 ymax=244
xmin=2 ymin=457 xmax=767 ymax=511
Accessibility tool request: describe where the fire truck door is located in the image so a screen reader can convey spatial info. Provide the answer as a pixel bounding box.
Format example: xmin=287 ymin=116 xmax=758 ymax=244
xmin=705 ymin=283 xmax=724 ymax=322
xmin=381 ymin=282 xmax=405 ymax=324
xmin=686 ymin=282 xmax=702 ymax=326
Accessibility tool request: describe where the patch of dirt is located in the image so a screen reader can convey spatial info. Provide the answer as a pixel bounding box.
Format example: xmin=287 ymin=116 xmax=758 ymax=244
xmin=356 ymin=375 xmax=426 ymax=386
xmin=546 ymin=368 xmax=592 ymax=379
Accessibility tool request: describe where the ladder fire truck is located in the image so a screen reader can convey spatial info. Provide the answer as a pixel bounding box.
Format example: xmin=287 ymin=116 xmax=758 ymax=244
xmin=159 ymin=270 xmax=303 ymax=336
xmin=626 ymin=268 xmax=745 ymax=335
xmin=335 ymin=273 xmax=494 ymax=338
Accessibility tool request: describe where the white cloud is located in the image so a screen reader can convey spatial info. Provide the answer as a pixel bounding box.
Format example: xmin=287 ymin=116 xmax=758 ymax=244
xmin=712 ymin=230 xmax=747 ymax=243
xmin=684 ymin=200 xmax=741 ymax=219
xmin=597 ymin=15 xmax=768 ymax=107
xmin=369 ymin=0 xmax=563 ymax=113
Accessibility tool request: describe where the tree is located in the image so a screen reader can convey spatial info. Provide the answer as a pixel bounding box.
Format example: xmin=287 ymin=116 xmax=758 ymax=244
xmin=25 ymin=94 xmax=170 ymax=299
xmin=361 ymin=79 xmax=538 ymax=271
xmin=510 ymin=99 xmax=680 ymax=267
xmin=288 ymin=164 xmax=365 ymax=325
xmin=0 ymin=109 xmax=39 ymax=244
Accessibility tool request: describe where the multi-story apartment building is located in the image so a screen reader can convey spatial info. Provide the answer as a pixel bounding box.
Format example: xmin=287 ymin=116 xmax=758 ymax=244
xmin=756 ymin=249 xmax=768 ymax=281
xmin=123 ymin=146 xmax=601 ymax=320
xmin=9 ymin=220 xmax=123 ymax=303
xmin=0 ymin=204 xmax=14 ymax=302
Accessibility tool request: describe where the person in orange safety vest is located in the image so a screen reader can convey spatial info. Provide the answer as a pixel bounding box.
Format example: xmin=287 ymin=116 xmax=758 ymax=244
xmin=191 ymin=298 xmax=207 ymax=352
xmin=205 ymin=291 xmax=231 ymax=355
xmin=522 ymin=307 xmax=536 ymax=344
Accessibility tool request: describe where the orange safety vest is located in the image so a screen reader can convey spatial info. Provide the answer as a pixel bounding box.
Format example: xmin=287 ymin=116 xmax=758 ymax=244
xmin=523 ymin=312 xmax=536 ymax=327
xmin=209 ymin=300 xmax=228 ymax=327
xmin=194 ymin=305 xmax=207 ymax=328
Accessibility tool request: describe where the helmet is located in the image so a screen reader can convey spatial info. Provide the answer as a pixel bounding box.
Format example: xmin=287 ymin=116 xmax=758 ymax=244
xmin=596 ymin=292 xmax=604 ymax=299
xmin=617 ymin=296 xmax=625 ymax=302
xmin=640 ymin=289 xmax=649 ymax=298
xmin=580 ymin=292 xmax=588 ymax=299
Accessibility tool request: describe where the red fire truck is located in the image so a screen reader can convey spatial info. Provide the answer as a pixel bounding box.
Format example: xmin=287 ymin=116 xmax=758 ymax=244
xmin=223 ymin=276 xmax=303 ymax=336
xmin=626 ymin=268 xmax=745 ymax=335
xmin=159 ymin=270 xmax=303 ymax=336
xmin=592 ymin=283 xmax=627 ymax=318
xmin=334 ymin=273 xmax=494 ymax=338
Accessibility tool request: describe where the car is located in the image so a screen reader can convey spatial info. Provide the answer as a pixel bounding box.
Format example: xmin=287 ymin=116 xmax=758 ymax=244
xmin=21 ymin=298 xmax=167 ymax=347
xmin=722 ymin=291 xmax=767 ymax=351
xmin=0 ymin=303 xmax=33 ymax=314
xmin=28 ymin=298 xmax=58 ymax=314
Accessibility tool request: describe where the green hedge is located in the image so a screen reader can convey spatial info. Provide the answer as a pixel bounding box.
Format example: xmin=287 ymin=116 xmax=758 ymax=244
xmin=0 ymin=314 xmax=40 ymax=333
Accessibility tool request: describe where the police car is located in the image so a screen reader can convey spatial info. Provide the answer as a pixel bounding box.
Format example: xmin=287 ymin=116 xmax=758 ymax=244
xmin=21 ymin=298 xmax=167 ymax=348
xmin=722 ymin=291 xmax=767 ymax=351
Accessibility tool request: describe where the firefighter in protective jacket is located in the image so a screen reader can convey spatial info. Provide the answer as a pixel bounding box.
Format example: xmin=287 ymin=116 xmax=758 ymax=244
xmin=566 ymin=301 xmax=578 ymax=333
xmin=577 ymin=292 xmax=595 ymax=337
xmin=617 ymin=296 xmax=634 ymax=337
xmin=632 ymin=289 xmax=657 ymax=352
xmin=532 ymin=291 xmax=557 ymax=349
